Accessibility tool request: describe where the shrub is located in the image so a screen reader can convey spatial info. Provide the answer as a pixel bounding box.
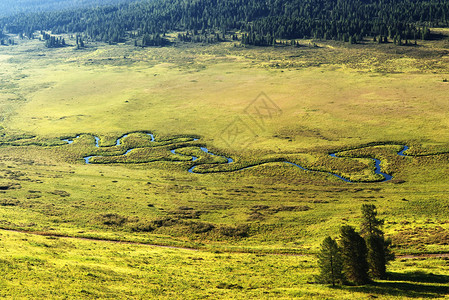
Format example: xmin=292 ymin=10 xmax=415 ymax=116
xmin=100 ymin=213 xmax=127 ymax=226
xmin=219 ymin=224 xmax=250 ymax=238
xmin=129 ymin=221 xmax=155 ymax=232
xmin=186 ymin=221 xmax=215 ymax=234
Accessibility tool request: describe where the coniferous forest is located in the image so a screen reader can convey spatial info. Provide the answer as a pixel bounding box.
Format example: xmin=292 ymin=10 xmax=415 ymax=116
xmin=0 ymin=0 xmax=448 ymax=46
xmin=0 ymin=0 xmax=137 ymax=17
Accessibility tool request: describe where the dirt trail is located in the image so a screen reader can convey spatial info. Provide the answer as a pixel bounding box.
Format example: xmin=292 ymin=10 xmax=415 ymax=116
xmin=0 ymin=228 xmax=199 ymax=251
xmin=1 ymin=227 xmax=448 ymax=259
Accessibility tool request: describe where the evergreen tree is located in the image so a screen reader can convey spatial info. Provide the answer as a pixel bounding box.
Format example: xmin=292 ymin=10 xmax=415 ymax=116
xmin=316 ymin=236 xmax=344 ymax=286
xmin=365 ymin=235 xmax=387 ymax=279
xmin=360 ymin=204 xmax=394 ymax=279
xmin=360 ymin=204 xmax=383 ymax=237
xmin=1 ymin=0 xmax=448 ymax=47
xmin=339 ymin=225 xmax=370 ymax=285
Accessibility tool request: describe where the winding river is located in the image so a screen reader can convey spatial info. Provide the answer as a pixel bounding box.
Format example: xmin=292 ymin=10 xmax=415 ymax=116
xmin=63 ymin=134 xmax=412 ymax=183
xmin=73 ymin=133 xmax=154 ymax=164
xmin=397 ymin=145 xmax=409 ymax=156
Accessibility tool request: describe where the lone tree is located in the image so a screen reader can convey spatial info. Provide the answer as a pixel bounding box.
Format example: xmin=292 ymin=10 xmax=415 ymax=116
xmin=360 ymin=204 xmax=394 ymax=279
xmin=316 ymin=236 xmax=344 ymax=286
xmin=340 ymin=225 xmax=370 ymax=285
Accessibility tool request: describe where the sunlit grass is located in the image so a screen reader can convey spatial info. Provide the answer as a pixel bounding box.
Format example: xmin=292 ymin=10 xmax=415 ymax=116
xmin=0 ymin=36 xmax=449 ymax=298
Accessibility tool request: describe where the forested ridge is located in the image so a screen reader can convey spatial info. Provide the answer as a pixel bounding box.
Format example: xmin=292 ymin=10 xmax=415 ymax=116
xmin=0 ymin=0 xmax=138 ymax=17
xmin=1 ymin=0 xmax=449 ymax=46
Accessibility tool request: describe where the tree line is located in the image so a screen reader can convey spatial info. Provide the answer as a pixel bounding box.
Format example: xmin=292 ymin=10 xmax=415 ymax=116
xmin=0 ymin=0 xmax=449 ymax=47
xmin=316 ymin=204 xmax=394 ymax=286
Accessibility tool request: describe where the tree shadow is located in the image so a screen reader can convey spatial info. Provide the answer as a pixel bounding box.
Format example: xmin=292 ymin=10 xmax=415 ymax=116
xmin=333 ymin=272 xmax=449 ymax=298
xmin=387 ymin=271 xmax=449 ymax=284
xmin=428 ymin=32 xmax=448 ymax=41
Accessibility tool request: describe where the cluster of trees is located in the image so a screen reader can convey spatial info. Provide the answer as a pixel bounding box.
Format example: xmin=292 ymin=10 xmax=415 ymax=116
xmin=0 ymin=31 xmax=8 ymax=45
xmin=41 ymin=32 xmax=65 ymax=48
xmin=0 ymin=0 xmax=449 ymax=47
xmin=0 ymin=39 xmax=15 ymax=46
xmin=241 ymin=33 xmax=276 ymax=47
xmin=317 ymin=204 xmax=394 ymax=286
xmin=75 ymin=35 xmax=85 ymax=49
xmin=139 ymin=33 xmax=169 ymax=47
xmin=177 ymin=30 xmax=238 ymax=44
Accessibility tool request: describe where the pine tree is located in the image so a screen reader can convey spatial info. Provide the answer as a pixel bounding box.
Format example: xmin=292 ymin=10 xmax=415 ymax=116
xmin=316 ymin=237 xmax=344 ymax=286
xmin=360 ymin=204 xmax=394 ymax=279
xmin=365 ymin=235 xmax=387 ymax=279
xmin=360 ymin=204 xmax=383 ymax=237
xmin=339 ymin=225 xmax=370 ymax=285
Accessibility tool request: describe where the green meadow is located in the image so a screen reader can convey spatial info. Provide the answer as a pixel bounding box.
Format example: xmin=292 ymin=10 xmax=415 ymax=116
xmin=0 ymin=33 xmax=449 ymax=298
xmin=1 ymin=230 xmax=448 ymax=299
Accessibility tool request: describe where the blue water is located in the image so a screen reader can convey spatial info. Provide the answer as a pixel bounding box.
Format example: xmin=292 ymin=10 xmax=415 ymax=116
xmin=325 ymin=145 xmax=411 ymax=182
xmin=83 ymin=133 xmax=155 ymax=164
xmin=64 ymin=133 xmax=409 ymax=183
xmin=170 ymin=149 xmax=198 ymax=162
xmin=115 ymin=134 xmax=128 ymax=146
xmin=200 ymin=147 xmax=233 ymax=163
xmin=373 ymin=158 xmax=392 ymax=182
xmin=397 ymin=145 xmax=409 ymax=156
xmin=188 ymin=147 xmax=232 ymax=173
xmin=62 ymin=135 xmax=80 ymax=144
xmin=62 ymin=139 xmax=73 ymax=144
xmin=329 ymin=152 xmax=393 ymax=183
xmin=283 ymin=161 xmax=353 ymax=182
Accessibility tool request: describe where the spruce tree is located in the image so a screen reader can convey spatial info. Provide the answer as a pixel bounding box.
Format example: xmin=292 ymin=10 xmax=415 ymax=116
xmin=365 ymin=235 xmax=387 ymax=279
xmin=340 ymin=225 xmax=370 ymax=285
xmin=316 ymin=236 xmax=344 ymax=286
xmin=360 ymin=204 xmax=394 ymax=279
xmin=360 ymin=204 xmax=383 ymax=237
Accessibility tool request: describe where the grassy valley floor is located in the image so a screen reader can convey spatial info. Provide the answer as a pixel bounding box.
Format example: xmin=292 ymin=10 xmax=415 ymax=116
xmin=0 ymin=34 xmax=449 ymax=298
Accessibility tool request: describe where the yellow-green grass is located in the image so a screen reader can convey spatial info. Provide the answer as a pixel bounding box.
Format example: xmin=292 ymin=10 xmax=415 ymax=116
xmin=1 ymin=38 xmax=449 ymax=245
xmin=1 ymin=34 xmax=449 ymax=298
xmin=3 ymin=38 xmax=449 ymax=153
xmin=0 ymin=230 xmax=448 ymax=299
xmin=3 ymin=130 xmax=446 ymax=183
xmin=0 ymin=141 xmax=447 ymax=254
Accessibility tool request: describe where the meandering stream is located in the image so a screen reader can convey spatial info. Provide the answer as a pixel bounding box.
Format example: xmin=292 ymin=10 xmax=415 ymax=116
xmin=63 ymin=134 xmax=412 ymax=183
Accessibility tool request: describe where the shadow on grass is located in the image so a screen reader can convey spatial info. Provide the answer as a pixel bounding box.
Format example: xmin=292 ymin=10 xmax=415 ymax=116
xmin=428 ymin=32 xmax=448 ymax=41
xmin=334 ymin=272 xmax=449 ymax=298
xmin=387 ymin=271 xmax=449 ymax=284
